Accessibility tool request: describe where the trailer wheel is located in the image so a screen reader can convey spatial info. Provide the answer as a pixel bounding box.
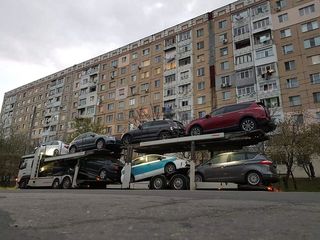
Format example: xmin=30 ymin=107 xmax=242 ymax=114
xmin=170 ymin=174 xmax=188 ymax=190
xmin=61 ymin=177 xmax=72 ymax=189
xmin=69 ymin=146 xmax=77 ymax=154
xmin=149 ymin=175 xmax=167 ymax=190
xmin=19 ymin=178 xmax=28 ymax=189
xmin=52 ymin=179 xmax=60 ymax=189
xmin=246 ymin=171 xmax=262 ymax=186
xmin=53 ymin=149 xmax=60 ymax=156
xmin=164 ymin=163 xmax=176 ymax=174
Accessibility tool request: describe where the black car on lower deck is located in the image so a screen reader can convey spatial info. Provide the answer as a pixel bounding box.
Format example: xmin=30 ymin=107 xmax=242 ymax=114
xmin=77 ymin=155 xmax=123 ymax=187
xmin=121 ymin=119 xmax=185 ymax=144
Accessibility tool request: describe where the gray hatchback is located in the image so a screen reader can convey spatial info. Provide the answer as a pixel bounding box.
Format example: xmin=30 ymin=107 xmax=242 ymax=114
xmin=195 ymin=151 xmax=279 ymax=186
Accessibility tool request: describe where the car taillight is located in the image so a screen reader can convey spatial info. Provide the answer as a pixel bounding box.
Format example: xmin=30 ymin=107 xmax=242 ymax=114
xmin=259 ymin=160 xmax=273 ymax=165
xmin=64 ymin=145 xmax=69 ymax=149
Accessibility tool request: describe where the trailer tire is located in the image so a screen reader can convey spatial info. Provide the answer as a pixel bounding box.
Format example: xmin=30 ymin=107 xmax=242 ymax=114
xmin=53 ymin=149 xmax=60 ymax=156
xmin=61 ymin=177 xmax=72 ymax=189
xmin=164 ymin=163 xmax=176 ymax=174
xmin=19 ymin=178 xmax=29 ymax=189
xmin=52 ymin=179 xmax=60 ymax=189
xmin=149 ymin=175 xmax=167 ymax=190
xmin=69 ymin=145 xmax=77 ymax=154
xmin=170 ymin=174 xmax=188 ymax=190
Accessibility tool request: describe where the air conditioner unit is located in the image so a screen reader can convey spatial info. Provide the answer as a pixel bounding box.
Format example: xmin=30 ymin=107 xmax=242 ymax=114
xmin=223 ymin=39 xmax=228 ymax=44
xmin=221 ymin=83 xmax=226 ymax=88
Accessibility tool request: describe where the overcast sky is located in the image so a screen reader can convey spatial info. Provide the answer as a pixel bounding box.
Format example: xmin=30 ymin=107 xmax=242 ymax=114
xmin=0 ymin=0 xmax=235 ymax=108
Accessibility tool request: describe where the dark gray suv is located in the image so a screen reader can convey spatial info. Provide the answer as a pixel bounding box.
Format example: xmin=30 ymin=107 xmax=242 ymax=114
xmin=195 ymin=151 xmax=279 ymax=186
xmin=121 ymin=120 xmax=185 ymax=144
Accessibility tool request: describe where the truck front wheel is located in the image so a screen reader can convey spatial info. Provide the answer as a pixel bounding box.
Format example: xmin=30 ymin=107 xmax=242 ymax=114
xmin=169 ymin=174 xmax=188 ymax=190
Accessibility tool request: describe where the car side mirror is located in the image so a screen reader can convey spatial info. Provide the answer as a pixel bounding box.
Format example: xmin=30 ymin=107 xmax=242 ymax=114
xmin=90 ymin=134 xmax=95 ymax=137
xmin=138 ymin=125 xmax=142 ymax=130
xmin=205 ymin=114 xmax=210 ymax=119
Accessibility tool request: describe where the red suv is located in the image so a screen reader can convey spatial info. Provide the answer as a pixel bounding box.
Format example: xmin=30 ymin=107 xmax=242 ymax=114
xmin=186 ymin=102 xmax=276 ymax=136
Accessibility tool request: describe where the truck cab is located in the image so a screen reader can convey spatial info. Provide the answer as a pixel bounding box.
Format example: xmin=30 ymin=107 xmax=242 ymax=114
xmin=16 ymin=154 xmax=34 ymax=188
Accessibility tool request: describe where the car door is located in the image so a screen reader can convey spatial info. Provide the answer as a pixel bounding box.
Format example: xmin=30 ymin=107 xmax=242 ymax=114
xmin=203 ymin=153 xmax=229 ymax=181
xmin=82 ymin=132 xmax=97 ymax=149
xmin=201 ymin=107 xmax=225 ymax=133
xmin=148 ymin=121 xmax=163 ymax=140
xmin=131 ymin=156 xmax=148 ymax=181
xmin=143 ymin=154 xmax=164 ymax=178
xmin=222 ymin=152 xmax=247 ymax=182
xmin=137 ymin=122 xmax=153 ymax=141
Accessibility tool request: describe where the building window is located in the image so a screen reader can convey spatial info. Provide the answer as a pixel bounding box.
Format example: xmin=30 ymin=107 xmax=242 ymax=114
xmin=310 ymin=73 xmax=320 ymax=84
xmin=301 ymin=21 xmax=319 ymax=33
xmin=218 ymin=20 xmax=227 ymax=29
xmin=221 ymin=76 xmax=231 ymax=86
xmin=142 ymin=59 xmax=150 ymax=67
xmin=236 ymin=54 xmax=252 ymax=64
xmin=141 ymin=83 xmax=149 ymax=92
xmin=304 ymin=36 xmax=320 ymax=49
xmin=308 ymin=55 xmax=320 ymax=65
xmin=154 ymin=92 xmax=160 ymax=100
xmin=238 ymin=69 xmax=253 ymax=79
xmin=286 ymin=78 xmax=299 ymax=88
xmin=285 ymin=60 xmax=295 ymax=71
xmin=132 ymin=52 xmax=138 ymax=59
xmin=129 ymin=110 xmax=135 ymax=118
xmin=222 ymin=91 xmax=231 ymax=100
xmin=117 ymin=112 xmax=124 ymax=121
xmin=256 ymin=48 xmax=274 ymax=59
xmin=155 ymin=79 xmax=160 ymax=88
xmin=280 ymin=28 xmax=291 ymax=38
xmin=316 ymin=112 xmax=320 ymax=122
xmin=117 ymin=125 xmax=125 ymax=133
xmin=108 ymin=92 xmax=115 ymax=99
xmin=181 ymin=100 xmax=189 ymax=107
xmin=142 ymin=48 xmax=150 ymax=56
xmin=220 ymin=47 xmax=228 ymax=56
xmin=196 ymin=28 xmax=204 ymax=37
xmin=154 ymin=56 xmax=161 ymax=63
xmin=165 ymin=74 xmax=176 ymax=83
xmin=282 ymin=44 xmax=293 ymax=54
xmin=179 ymin=57 xmax=191 ymax=66
xmin=293 ymin=114 xmax=304 ymax=125
xmin=196 ymin=41 xmax=204 ymax=50
xmin=111 ymin=60 xmax=118 ymax=68
xmin=197 ymin=67 xmax=205 ymax=76
xmin=253 ymin=18 xmax=269 ymax=30
xmin=221 ymin=61 xmax=229 ymax=70
xmin=198 ymin=111 xmax=206 ymax=118
xmin=278 ymin=13 xmax=288 ymax=23
xmin=141 ymin=71 xmax=150 ymax=79
xmin=260 ymin=82 xmax=278 ymax=92
xmin=237 ymin=85 xmax=255 ymax=97
xmin=219 ymin=33 xmax=228 ymax=43
xmin=313 ymin=92 xmax=320 ymax=103
xmin=178 ymin=31 xmax=191 ymax=42
xmin=129 ymin=98 xmax=135 ymax=106
xmin=107 ymin=103 xmax=114 ymax=111
xmin=131 ymin=75 xmax=137 ymax=82
xmin=299 ymin=4 xmax=315 ymax=16
xmin=197 ymin=96 xmax=206 ymax=104
xmin=197 ymin=82 xmax=205 ymax=90
xmin=118 ymin=101 xmax=125 ymax=109
xmin=154 ymin=67 xmax=161 ymax=75
xmin=289 ymin=95 xmax=301 ymax=106
xmin=180 ymin=71 xmax=189 ymax=80
xmin=106 ymin=114 xmax=113 ymax=123
xmin=276 ymin=0 xmax=287 ymax=8
xmin=234 ymin=25 xmax=249 ymax=36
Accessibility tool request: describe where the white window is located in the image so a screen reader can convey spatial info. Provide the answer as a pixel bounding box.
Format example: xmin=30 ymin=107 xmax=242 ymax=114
xmin=233 ymin=25 xmax=249 ymax=36
xmin=289 ymin=96 xmax=301 ymax=106
xmin=256 ymin=48 xmax=274 ymax=59
xmin=310 ymin=73 xmax=320 ymax=84
xmin=196 ymin=28 xmax=204 ymax=37
xmin=142 ymin=48 xmax=150 ymax=56
xmin=218 ymin=20 xmax=227 ymax=29
xmin=278 ymin=13 xmax=288 ymax=23
xmin=304 ymin=36 xmax=320 ymax=49
xmin=220 ymin=47 xmax=228 ymax=56
xmin=197 ymin=96 xmax=206 ymax=104
xmin=221 ymin=76 xmax=231 ymax=86
xmin=280 ymin=28 xmax=291 ymax=38
xmin=285 ymin=60 xmax=295 ymax=71
xmin=198 ymin=82 xmax=205 ymax=90
xmin=197 ymin=41 xmax=204 ymax=50
xmin=221 ymin=61 xmax=229 ymax=70
xmin=197 ymin=67 xmax=205 ymax=76
xmin=301 ymin=21 xmax=319 ymax=33
xmin=282 ymin=44 xmax=293 ymax=54
xmin=222 ymin=91 xmax=231 ymax=100
xmin=236 ymin=54 xmax=252 ymax=64
xmin=253 ymin=18 xmax=269 ymax=30
xmin=286 ymin=78 xmax=299 ymax=88
xmin=132 ymin=52 xmax=138 ymax=59
xmin=299 ymin=4 xmax=315 ymax=16
xmin=237 ymin=85 xmax=255 ymax=97
xmin=309 ymin=55 xmax=320 ymax=65
xmin=129 ymin=98 xmax=136 ymax=106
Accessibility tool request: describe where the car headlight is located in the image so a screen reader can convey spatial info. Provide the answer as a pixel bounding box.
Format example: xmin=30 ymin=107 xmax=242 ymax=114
xmin=170 ymin=126 xmax=173 ymax=130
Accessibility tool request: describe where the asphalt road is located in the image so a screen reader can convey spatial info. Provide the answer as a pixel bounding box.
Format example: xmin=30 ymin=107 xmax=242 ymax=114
xmin=0 ymin=189 xmax=319 ymax=240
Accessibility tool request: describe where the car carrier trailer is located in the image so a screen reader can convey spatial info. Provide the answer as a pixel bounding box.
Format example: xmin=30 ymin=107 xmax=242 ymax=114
xmin=121 ymin=130 xmax=269 ymax=190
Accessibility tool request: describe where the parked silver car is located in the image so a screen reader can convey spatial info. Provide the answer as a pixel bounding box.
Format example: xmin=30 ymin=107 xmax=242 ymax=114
xmin=195 ymin=151 xmax=279 ymax=186
xmin=37 ymin=140 xmax=69 ymax=156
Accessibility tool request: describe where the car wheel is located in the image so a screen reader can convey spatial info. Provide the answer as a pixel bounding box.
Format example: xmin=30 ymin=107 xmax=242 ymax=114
xmin=246 ymin=171 xmax=262 ymax=186
xmin=99 ymin=169 xmax=107 ymax=180
xmin=61 ymin=177 xmax=72 ymax=189
xmin=190 ymin=126 xmax=202 ymax=136
xmin=240 ymin=118 xmax=257 ymax=132
xmin=53 ymin=149 xmax=59 ymax=156
xmin=159 ymin=131 xmax=170 ymax=140
xmin=149 ymin=175 xmax=167 ymax=190
xmin=122 ymin=134 xmax=132 ymax=145
xmin=52 ymin=179 xmax=60 ymax=189
xmin=69 ymin=146 xmax=77 ymax=154
xmin=164 ymin=163 xmax=176 ymax=174
xmin=195 ymin=173 xmax=203 ymax=182
xmin=170 ymin=174 xmax=188 ymax=190
xmin=96 ymin=139 xmax=105 ymax=150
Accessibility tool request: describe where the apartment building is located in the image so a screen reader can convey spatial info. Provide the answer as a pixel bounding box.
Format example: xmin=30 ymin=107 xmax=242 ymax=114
xmin=1 ymin=0 xmax=320 ymax=147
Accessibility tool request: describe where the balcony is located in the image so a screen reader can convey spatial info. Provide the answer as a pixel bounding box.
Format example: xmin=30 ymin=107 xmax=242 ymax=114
xmin=234 ymin=32 xmax=251 ymax=43
xmin=234 ymin=45 xmax=252 ymax=57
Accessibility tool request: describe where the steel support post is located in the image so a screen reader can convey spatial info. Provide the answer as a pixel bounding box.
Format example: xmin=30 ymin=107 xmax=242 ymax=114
xmin=190 ymin=140 xmax=196 ymax=190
